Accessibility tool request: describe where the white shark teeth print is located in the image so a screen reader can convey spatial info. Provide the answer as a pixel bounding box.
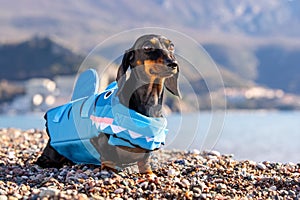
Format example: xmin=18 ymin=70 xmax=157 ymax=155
xmin=110 ymin=125 xmax=126 ymax=133
xmin=91 ymin=118 xmax=156 ymax=142
xmin=128 ymin=130 xmax=142 ymax=139
xmin=145 ymin=136 xmax=154 ymax=142
xmin=100 ymin=123 xmax=110 ymax=130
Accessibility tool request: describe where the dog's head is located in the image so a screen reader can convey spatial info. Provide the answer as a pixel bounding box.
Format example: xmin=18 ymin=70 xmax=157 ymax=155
xmin=116 ymin=34 xmax=180 ymax=97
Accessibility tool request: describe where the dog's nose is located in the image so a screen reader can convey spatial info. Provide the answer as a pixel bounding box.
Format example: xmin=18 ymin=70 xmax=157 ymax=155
xmin=167 ymin=61 xmax=178 ymax=69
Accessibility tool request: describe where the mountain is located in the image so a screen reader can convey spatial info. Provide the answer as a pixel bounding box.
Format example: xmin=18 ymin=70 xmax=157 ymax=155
xmin=203 ymin=43 xmax=300 ymax=94
xmin=0 ymin=37 xmax=83 ymax=80
xmin=256 ymin=45 xmax=300 ymax=94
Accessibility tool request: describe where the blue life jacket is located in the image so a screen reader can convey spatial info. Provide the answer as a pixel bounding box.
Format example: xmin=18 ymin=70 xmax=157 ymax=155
xmin=45 ymin=69 xmax=168 ymax=165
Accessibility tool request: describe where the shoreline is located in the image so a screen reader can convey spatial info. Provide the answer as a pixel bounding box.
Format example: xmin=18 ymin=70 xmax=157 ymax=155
xmin=0 ymin=128 xmax=299 ymax=199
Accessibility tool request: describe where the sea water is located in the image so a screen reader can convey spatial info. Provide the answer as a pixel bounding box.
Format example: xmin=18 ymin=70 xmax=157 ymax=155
xmin=0 ymin=111 xmax=299 ymax=163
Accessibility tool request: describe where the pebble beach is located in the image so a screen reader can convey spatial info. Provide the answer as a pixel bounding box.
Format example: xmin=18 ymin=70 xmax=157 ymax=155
xmin=0 ymin=128 xmax=299 ymax=199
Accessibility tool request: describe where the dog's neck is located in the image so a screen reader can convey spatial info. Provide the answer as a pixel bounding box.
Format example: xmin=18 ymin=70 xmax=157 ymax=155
xmin=117 ymin=73 xmax=164 ymax=118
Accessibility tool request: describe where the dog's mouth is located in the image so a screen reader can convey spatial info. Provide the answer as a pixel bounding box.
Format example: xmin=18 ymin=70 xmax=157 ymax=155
xmin=144 ymin=60 xmax=177 ymax=77
xmin=148 ymin=64 xmax=177 ymax=76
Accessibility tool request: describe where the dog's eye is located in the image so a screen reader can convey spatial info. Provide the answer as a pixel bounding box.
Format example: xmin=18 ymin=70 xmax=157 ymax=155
xmin=168 ymin=43 xmax=175 ymax=52
xmin=142 ymin=43 xmax=154 ymax=52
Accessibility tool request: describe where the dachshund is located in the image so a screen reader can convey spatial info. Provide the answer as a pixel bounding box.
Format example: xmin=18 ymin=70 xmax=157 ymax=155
xmin=36 ymin=34 xmax=180 ymax=174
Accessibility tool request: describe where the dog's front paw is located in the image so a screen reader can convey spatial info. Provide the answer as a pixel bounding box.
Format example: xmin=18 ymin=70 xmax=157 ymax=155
xmin=137 ymin=160 xmax=157 ymax=180
xmin=101 ymin=161 xmax=119 ymax=173
xmin=146 ymin=171 xmax=157 ymax=181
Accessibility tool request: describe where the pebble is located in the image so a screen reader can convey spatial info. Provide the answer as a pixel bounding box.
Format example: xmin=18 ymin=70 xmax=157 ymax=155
xmin=257 ymin=162 xmax=267 ymax=170
xmin=199 ymin=182 xmax=208 ymax=192
xmin=114 ymin=188 xmax=124 ymax=194
xmin=77 ymin=193 xmax=88 ymax=200
xmin=0 ymin=195 xmax=8 ymax=200
xmin=181 ymin=179 xmax=190 ymax=187
xmin=8 ymin=152 xmax=15 ymax=159
xmin=0 ymin=128 xmax=299 ymax=199
xmin=32 ymin=188 xmax=40 ymax=194
xmin=208 ymin=150 xmax=221 ymax=157
xmin=39 ymin=188 xmax=60 ymax=197
xmin=139 ymin=181 xmax=149 ymax=189
xmin=193 ymin=187 xmax=201 ymax=194
xmin=149 ymin=183 xmax=156 ymax=191
xmin=100 ymin=170 xmax=111 ymax=178
xmin=269 ymin=185 xmax=277 ymax=191
xmin=288 ymin=190 xmax=295 ymax=196
xmin=167 ymin=168 xmax=177 ymax=176
xmin=191 ymin=149 xmax=200 ymax=155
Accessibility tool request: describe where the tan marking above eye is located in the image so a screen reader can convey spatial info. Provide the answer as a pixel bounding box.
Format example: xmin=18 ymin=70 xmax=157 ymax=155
xmin=150 ymin=38 xmax=157 ymax=44
xmin=136 ymin=60 xmax=142 ymax=65
xmin=164 ymin=40 xmax=171 ymax=45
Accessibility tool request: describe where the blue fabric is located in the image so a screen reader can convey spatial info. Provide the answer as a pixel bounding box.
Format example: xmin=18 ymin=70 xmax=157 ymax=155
xmin=71 ymin=69 xmax=99 ymax=100
xmin=46 ymin=80 xmax=168 ymax=165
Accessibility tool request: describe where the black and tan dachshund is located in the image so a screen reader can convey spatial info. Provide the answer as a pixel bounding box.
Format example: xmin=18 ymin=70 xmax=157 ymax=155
xmin=36 ymin=34 xmax=180 ymax=174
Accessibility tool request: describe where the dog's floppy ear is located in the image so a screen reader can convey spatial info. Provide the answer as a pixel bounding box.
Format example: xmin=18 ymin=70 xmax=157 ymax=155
xmin=116 ymin=50 xmax=134 ymax=88
xmin=165 ymin=68 xmax=181 ymax=98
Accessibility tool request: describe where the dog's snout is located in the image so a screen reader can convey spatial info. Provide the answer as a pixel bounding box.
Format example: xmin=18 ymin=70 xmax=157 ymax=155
xmin=167 ymin=60 xmax=178 ymax=69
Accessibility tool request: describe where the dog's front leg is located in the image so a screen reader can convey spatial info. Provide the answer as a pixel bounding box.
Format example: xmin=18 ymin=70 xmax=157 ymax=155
xmin=137 ymin=153 xmax=157 ymax=180
xmin=90 ymin=134 xmax=119 ymax=172
xmin=137 ymin=153 xmax=154 ymax=174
